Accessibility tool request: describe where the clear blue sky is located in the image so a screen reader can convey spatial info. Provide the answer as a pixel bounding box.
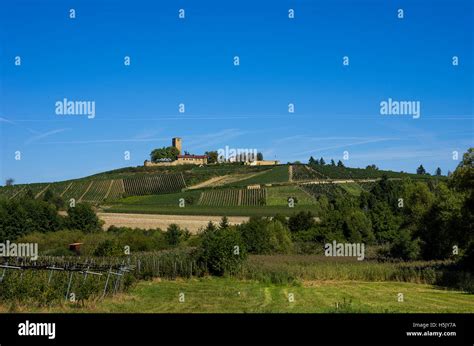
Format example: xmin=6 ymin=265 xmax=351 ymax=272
xmin=1 ymin=0 xmax=473 ymax=184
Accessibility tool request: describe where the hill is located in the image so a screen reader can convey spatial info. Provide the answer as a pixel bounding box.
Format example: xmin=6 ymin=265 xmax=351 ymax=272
xmin=0 ymin=163 xmax=445 ymax=212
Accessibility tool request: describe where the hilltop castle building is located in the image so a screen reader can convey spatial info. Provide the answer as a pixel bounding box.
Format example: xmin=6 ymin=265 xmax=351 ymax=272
xmin=144 ymin=137 xmax=278 ymax=167
xmin=144 ymin=137 xmax=208 ymax=166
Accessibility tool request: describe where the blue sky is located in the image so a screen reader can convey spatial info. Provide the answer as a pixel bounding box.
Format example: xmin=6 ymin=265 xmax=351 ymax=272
xmin=0 ymin=0 xmax=473 ymax=184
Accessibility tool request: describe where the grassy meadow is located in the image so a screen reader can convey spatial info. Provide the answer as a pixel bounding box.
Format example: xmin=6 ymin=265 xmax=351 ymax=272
xmin=5 ymin=277 xmax=472 ymax=313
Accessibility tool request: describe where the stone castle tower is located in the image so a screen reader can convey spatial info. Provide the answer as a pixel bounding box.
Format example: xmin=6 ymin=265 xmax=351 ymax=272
xmin=172 ymin=137 xmax=182 ymax=155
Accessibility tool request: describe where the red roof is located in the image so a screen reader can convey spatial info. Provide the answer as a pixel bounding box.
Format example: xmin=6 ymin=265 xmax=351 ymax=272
xmin=178 ymin=155 xmax=207 ymax=159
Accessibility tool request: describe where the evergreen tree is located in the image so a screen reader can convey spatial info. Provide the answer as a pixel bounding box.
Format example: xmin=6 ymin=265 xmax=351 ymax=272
xmin=416 ymin=164 xmax=426 ymax=175
xmin=219 ymin=216 xmax=230 ymax=230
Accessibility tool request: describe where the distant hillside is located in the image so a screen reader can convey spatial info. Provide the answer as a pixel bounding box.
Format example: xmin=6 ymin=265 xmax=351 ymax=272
xmin=0 ymin=163 xmax=444 ymax=205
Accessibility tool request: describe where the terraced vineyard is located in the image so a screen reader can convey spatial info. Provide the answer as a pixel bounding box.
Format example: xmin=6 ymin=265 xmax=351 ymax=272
xmin=0 ymin=179 xmax=126 ymax=204
xmin=123 ymin=173 xmax=186 ymax=196
xmin=81 ymin=180 xmax=111 ymax=203
xmin=107 ymin=179 xmax=125 ymax=200
xmin=198 ymin=188 xmax=266 ymax=206
xmin=300 ymin=183 xmax=347 ymax=199
xmin=292 ymin=165 xmax=327 ymax=181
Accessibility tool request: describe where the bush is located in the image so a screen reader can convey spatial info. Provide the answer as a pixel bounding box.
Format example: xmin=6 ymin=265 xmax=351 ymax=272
xmin=343 ymin=210 xmax=375 ymax=244
xmin=0 ymin=199 xmax=62 ymax=241
xmin=93 ymin=239 xmax=122 ymax=257
xmin=389 ymin=229 xmax=420 ymax=260
xmin=265 ymin=220 xmax=293 ymax=254
xmin=165 ymin=224 xmax=184 ymax=247
xmin=288 ymin=211 xmax=316 ymax=233
xmin=198 ymin=226 xmax=247 ymax=276
xmin=459 ymin=241 xmax=474 ymax=272
xmin=65 ymin=203 xmax=102 ymax=233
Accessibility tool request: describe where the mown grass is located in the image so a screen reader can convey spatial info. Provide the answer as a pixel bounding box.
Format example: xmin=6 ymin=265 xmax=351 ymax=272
xmin=8 ymin=277 xmax=472 ymax=313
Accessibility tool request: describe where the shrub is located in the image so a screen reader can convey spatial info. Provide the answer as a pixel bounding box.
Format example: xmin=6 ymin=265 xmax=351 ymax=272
xmin=389 ymin=229 xmax=420 ymax=260
xmin=165 ymin=224 xmax=184 ymax=247
xmin=265 ymin=220 xmax=293 ymax=254
xmin=0 ymin=199 xmax=62 ymax=241
xmin=239 ymin=217 xmax=272 ymax=253
xmin=198 ymin=226 xmax=247 ymax=276
xmin=65 ymin=203 xmax=102 ymax=233
xmin=93 ymin=239 xmax=122 ymax=257
xmin=288 ymin=211 xmax=316 ymax=233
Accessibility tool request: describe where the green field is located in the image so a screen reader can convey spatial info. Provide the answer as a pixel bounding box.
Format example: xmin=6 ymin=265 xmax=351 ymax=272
xmin=115 ymin=190 xmax=202 ymax=206
xmin=106 ymin=183 xmax=319 ymax=214
xmin=266 ymin=185 xmax=316 ymax=206
xmin=228 ymin=165 xmax=289 ymax=186
xmin=15 ymin=277 xmax=473 ymax=313
xmin=339 ymin=182 xmax=364 ymax=196
xmin=104 ymin=204 xmax=317 ymax=216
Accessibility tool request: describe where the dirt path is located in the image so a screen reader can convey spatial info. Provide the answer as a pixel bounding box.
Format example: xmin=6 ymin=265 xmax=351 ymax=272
xmin=97 ymin=212 xmax=249 ymax=233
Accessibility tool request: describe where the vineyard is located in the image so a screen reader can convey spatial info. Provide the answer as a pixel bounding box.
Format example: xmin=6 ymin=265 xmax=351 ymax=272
xmin=123 ymin=173 xmax=186 ymax=196
xmin=0 ymin=250 xmax=200 ymax=305
xmin=300 ymin=183 xmax=347 ymax=199
xmin=308 ymin=164 xmax=426 ymax=180
xmin=0 ymin=173 xmax=187 ymax=204
xmin=291 ymin=165 xmax=327 ymax=181
xmin=266 ymin=186 xmax=316 ymax=206
xmin=198 ymin=188 xmax=266 ymax=206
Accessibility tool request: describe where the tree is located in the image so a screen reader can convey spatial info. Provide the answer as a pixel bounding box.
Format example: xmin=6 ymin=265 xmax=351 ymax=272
xmin=165 ymin=224 xmax=183 ymax=246
xmin=342 ymin=210 xmax=375 ymax=243
xmin=389 ymin=229 xmax=420 ymax=260
xmin=330 ymin=159 xmax=336 ymax=166
xmin=257 ymin=152 xmax=264 ymax=161
xmin=219 ymin=216 xmax=230 ymax=230
xmin=288 ymin=211 xmax=316 ymax=233
xmin=369 ymin=202 xmax=402 ymax=243
xmin=264 ymin=220 xmax=293 ymax=254
xmin=239 ymin=217 xmax=271 ymax=253
xmin=416 ymin=164 xmax=426 ymax=175
xmin=401 ymin=180 xmax=435 ymax=228
xmin=66 ymin=203 xmax=102 ymax=233
xmin=309 ymin=156 xmax=317 ymax=165
xmin=150 ymin=146 xmax=180 ymax=162
xmin=198 ymin=226 xmax=246 ymax=276
xmin=418 ymin=183 xmax=463 ymax=259
xmin=238 ymin=218 xmax=293 ymax=254
xmin=366 ymin=164 xmax=378 ymax=170
xmin=0 ymin=199 xmax=62 ymax=241
xmin=337 ymin=160 xmax=344 ymax=167
xmin=5 ymin=178 xmax=14 ymax=186
xmin=435 ymin=167 xmax=442 ymax=176
xmin=205 ymin=151 xmax=218 ymax=164
xmin=319 ymin=157 xmax=326 ymax=166
xmin=42 ymin=189 xmax=64 ymax=209
xmin=450 ymin=148 xmax=473 ymax=191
